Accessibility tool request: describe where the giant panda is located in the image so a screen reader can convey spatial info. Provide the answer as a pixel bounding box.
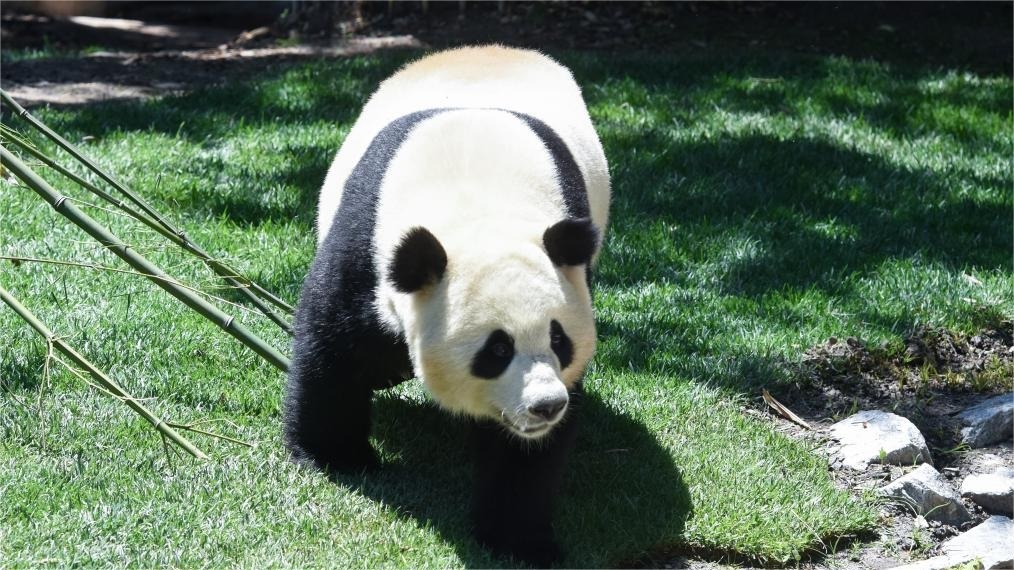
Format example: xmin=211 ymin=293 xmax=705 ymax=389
xmin=282 ymin=45 xmax=610 ymax=565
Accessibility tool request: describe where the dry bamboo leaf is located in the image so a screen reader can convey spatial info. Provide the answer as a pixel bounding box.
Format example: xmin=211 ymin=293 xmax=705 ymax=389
xmin=762 ymin=389 xmax=813 ymax=430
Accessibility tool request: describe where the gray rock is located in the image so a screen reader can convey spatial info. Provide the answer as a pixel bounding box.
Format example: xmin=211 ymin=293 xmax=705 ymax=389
xmin=829 ymin=410 xmax=932 ymax=470
xmin=969 ymin=453 xmax=1009 ymax=473
xmin=879 ymin=464 xmax=972 ymax=525
xmin=942 ymin=516 xmax=1014 ymax=569
xmin=961 ymin=468 xmax=1014 ymax=516
xmin=890 ymin=554 xmax=982 ymax=570
xmin=958 ymin=394 xmax=1013 ymax=448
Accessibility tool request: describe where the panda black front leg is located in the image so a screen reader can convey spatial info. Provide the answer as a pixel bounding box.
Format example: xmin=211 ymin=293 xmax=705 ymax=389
xmin=471 ymin=384 xmax=583 ymax=567
xmin=282 ymin=333 xmax=380 ymax=473
xmin=282 ymin=246 xmax=390 ymax=474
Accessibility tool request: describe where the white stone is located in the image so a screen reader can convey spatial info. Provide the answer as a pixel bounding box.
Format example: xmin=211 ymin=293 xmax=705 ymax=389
xmin=879 ymin=464 xmax=972 ymax=525
xmin=961 ymin=468 xmax=1014 ymax=516
xmin=829 ymin=410 xmax=932 ymax=470
xmin=958 ymin=394 xmax=1014 ymax=448
xmin=942 ymin=516 xmax=1014 ymax=569
xmin=971 ymin=453 xmax=1009 ymax=473
xmin=890 ymin=554 xmax=982 ymax=570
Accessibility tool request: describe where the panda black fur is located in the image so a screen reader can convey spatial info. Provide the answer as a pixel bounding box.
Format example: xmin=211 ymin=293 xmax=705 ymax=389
xmin=283 ymin=46 xmax=610 ymax=566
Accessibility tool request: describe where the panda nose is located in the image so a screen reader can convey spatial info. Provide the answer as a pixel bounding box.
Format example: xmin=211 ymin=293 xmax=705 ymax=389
xmin=528 ymin=398 xmax=567 ymax=422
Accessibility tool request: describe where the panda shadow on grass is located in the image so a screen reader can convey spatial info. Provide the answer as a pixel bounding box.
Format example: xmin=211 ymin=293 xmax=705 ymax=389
xmin=327 ymin=386 xmax=691 ymax=568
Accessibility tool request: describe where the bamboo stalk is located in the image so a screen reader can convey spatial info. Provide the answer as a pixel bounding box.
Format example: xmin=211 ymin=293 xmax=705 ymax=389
xmin=0 ymin=90 xmax=294 ymax=316
xmin=0 ymin=125 xmax=294 ymax=335
xmin=2 ymin=125 xmax=145 ymax=219
xmin=1 ymin=146 xmax=291 ymax=372
xmin=0 ymin=285 xmax=209 ymax=460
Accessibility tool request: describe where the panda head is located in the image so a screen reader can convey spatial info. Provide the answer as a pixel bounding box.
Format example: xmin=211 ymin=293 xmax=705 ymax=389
xmin=387 ymin=218 xmax=599 ymax=439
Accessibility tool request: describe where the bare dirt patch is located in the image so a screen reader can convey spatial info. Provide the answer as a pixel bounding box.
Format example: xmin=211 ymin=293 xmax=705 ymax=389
xmin=1 ymin=11 xmax=422 ymax=107
xmin=1 ymin=35 xmax=422 ymax=107
xmin=786 ymin=323 xmax=1013 ymax=461
xmin=3 ymin=2 xmax=1011 ymax=108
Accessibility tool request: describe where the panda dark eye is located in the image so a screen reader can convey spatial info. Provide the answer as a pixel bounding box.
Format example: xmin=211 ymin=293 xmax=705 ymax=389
xmin=491 ymin=342 xmax=511 ymax=359
xmin=550 ymin=320 xmax=573 ymax=369
xmin=471 ymin=329 xmax=515 ymax=379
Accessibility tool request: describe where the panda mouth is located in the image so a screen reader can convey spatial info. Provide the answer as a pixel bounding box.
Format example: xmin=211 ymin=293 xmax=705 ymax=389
xmin=501 ymin=416 xmax=554 ymax=439
xmin=518 ymin=423 xmax=550 ymax=435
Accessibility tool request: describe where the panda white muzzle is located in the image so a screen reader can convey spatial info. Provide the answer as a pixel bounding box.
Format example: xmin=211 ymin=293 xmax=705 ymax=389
xmin=498 ymin=358 xmax=569 ymax=438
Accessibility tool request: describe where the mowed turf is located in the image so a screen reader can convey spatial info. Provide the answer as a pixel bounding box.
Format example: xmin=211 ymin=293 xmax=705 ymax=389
xmin=1 ymin=48 xmax=1011 ymax=567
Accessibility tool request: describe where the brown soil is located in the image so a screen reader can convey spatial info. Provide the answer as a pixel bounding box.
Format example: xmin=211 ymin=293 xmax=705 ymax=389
xmin=0 ymin=10 xmax=422 ymax=107
xmin=782 ymin=323 xmax=1013 ymax=463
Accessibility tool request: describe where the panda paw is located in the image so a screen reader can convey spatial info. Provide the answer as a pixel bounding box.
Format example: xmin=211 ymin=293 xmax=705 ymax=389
xmin=476 ymin=529 xmax=562 ymax=568
xmin=512 ymin=538 xmax=562 ymax=568
xmin=311 ymin=443 xmax=381 ymax=475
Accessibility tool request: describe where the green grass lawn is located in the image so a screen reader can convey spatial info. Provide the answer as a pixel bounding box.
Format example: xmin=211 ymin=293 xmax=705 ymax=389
xmin=2 ymin=48 xmax=1011 ymax=567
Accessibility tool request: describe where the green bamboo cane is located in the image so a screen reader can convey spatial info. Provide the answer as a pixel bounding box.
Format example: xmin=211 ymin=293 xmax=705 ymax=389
xmin=2 ymin=125 xmax=164 ymax=223
xmin=1 ymin=146 xmax=291 ymax=372
xmin=0 ymin=89 xmax=294 ymax=316
xmin=0 ymin=285 xmax=210 ymax=460
xmin=0 ymin=124 xmax=294 ymax=335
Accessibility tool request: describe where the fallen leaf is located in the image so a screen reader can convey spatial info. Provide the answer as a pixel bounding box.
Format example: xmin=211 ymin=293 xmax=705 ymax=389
xmin=762 ymin=389 xmax=813 ymax=430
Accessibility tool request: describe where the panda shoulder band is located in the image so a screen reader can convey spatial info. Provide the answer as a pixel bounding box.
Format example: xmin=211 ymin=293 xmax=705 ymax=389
xmin=334 ymin=107 xmax=591 ymax=228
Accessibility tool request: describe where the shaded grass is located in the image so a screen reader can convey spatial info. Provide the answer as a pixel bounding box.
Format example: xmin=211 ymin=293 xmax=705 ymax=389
xmin=0 ymin=44 xmax=106 ymax=64
xmin=2 ymin=47 xmax=1011 ymax=567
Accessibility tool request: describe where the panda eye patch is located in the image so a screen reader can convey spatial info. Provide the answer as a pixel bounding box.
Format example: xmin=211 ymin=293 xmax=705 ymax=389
xmin=550 ymin=320 xmax=573 ymax=369
xmin=471 ymin=329 xmax=515 ymax=379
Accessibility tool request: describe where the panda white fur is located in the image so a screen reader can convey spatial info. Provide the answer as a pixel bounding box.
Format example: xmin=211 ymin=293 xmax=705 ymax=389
xmin=283 ymin=45 xmax=610 ymax=565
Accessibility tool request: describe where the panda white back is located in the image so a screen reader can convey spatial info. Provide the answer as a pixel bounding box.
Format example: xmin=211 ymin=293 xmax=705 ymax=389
xmin=316 ymin=45 xmax=610 ymax=243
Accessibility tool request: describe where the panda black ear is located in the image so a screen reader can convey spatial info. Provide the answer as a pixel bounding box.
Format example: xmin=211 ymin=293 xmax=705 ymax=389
xmin=389 ymin=227 xmax=447 ymax=293
xmin=543 ymin=217 xmax=599 ymax=267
